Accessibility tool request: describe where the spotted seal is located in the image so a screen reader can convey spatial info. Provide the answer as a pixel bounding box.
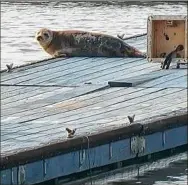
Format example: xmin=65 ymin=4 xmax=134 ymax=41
xmin=35 ymin=28 xmax=145 ymax=58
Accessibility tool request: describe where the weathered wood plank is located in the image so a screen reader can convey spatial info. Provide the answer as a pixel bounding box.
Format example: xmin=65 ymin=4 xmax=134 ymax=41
xmin=77 ymin=62 xmax=161 ymax=85
xmin=49 ymin=60 xmax=160 ymax=86
xmin=1 ymin=97 xmax=186 ymax=154
xmin=1 ymin=98 xmax=186 ymax=152
xmin=1 ymin=87 xmax=124 ymax=118
xmin=108 ymin=70 xmax=173 ymax=87
xmin=11 ymin=58 xmax=145 ymax=86
xmin=87 ymin=103 xmax=187 ymax=134
xmin=1 ymin=89 xmax=185 ymax=155
xmin=1 ymin=58 xmax=143 ymax=99
xmin=1 ymin=88 xmax=185 ymax=137
xmin=2 ymin=61 xmax=159 ymax=110
xmin=152 ymin=75 xmax=187 ymax=88
xmin=139 ymin=70 xmax=187 ymax=88
xmin=1 ymin=87 xmax=123 ymax=118
xmin=1 ymin=86 xmax=46 ymax=99
xmin=1 ymin=57 xmax=88 ymax=83
xmin=1 ymin=85 xmax=25 ymax=94
xmin=1 ymin=85 xmax=108 ymax=112
xmin=18 ymin=88 xmax=182 ymax=128
xmin=2 ymin=57 xmax=123 ymax=85
xmin=1 ymin=87 xmax=143 ymax=125
xmin=2 ymin=87 xmax=185 ymax=129
xmin=1 ymin=86 xmax=80 ymax=106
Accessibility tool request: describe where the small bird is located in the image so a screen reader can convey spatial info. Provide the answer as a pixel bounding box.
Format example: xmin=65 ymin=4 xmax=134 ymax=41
xmin=66 ymin=128 xmax=76 ymax=138
xmin=6 ymin=63 xmax=13 ymax=72
xmin=127 ymin=114 xmax=135 ymax=124
xmin=117 ymin=33 xmax=125 ymax=40
xmin=160 ymin=52 xmax=166 ymax=58
xmin=161 ymin=45 xmax=184 ymax=70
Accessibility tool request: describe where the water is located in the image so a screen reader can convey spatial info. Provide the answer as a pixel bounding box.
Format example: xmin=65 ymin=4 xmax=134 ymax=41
xmin=64 ymin=151 xmax=188 ymax=185
xmin=1 ymin=1 xmax=187 ymax=69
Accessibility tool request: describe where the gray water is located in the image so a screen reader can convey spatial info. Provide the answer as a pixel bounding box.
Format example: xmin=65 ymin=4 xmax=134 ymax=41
xmin=1 ymin=1 xmax=187 ymax=69
xmin=64 ymin=151 xmax=188 ymax=185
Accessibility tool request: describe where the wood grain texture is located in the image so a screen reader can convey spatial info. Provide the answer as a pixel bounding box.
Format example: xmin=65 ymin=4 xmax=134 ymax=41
xmin=1 ymin=35 xmax=187 ymax=159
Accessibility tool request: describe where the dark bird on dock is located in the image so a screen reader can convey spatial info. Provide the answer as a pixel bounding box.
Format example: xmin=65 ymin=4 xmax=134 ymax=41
xmin=117 ymin=33 xmax=125 ymax=40
xmin=127 ymin=114 xmax=135 ymax=124
xmin=161 ymin=45 xmax=184 ymax=69
xmin=6 ymin=63 xmax=13 ymax=72
xmin=160 ymin=52 xmax=166 ymax=58
xmin=66 ymin=128 xmax=76 ymax=138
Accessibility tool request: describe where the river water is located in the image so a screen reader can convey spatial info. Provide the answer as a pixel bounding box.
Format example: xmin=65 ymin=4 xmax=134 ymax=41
xmin=64 ymin=151 xmax=188 ymax=185
xmin=1 ymin=1 xmax=187 ymax=69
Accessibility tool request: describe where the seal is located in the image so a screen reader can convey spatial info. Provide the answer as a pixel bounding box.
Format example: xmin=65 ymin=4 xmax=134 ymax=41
xmin=35 ymin=28 xmax=145 ymax=58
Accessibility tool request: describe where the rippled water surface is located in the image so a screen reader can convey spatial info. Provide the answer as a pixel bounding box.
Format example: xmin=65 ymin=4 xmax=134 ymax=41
xmin=64 ymin=151 xmax=188 ymax=185
xmin=1 ymin=1 xmax=187 ymax=69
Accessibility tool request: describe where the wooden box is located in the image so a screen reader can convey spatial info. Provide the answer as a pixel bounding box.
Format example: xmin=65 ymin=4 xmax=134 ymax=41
xmin=147 ymin=15 xmax=187 ymax=63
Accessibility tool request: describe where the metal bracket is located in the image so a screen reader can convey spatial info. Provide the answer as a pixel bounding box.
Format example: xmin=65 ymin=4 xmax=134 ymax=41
xmin=18 ymin=165 xmax=26 ymax=185
xmin=43 ymin=159 xmax=47 ymax=177
xmin=79 ymin=148 xmax=86 ymax=168
xmin=109 ymin=143 xmax=113 ymax=159
xmin=131 ymin=136 xmax=145 ymax=155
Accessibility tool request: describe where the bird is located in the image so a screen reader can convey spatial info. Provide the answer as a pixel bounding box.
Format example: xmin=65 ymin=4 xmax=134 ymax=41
xmin=6 ymin=63 xmax=13 ymax=72
xmin=66 ymin=128 xmax=76 ymax=138
xmin=127 ymin=114 xmax=135 ymax=124
xmin=160 ymin=52 xmax=166 ymax=58
xmin=117 ymin=33 xmax=125 ymax=40
xmin=161 ymin=45 xmax=184 ymax=70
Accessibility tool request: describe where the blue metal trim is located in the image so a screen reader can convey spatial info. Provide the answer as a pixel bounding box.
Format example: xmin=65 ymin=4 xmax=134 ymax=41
xmin=0 ymin=169 xmax=11 ymax=185
xmin=1 ymin=125 xmax=187 ymax=185
xmin=164 ymin=126 xmax=188 ymax=149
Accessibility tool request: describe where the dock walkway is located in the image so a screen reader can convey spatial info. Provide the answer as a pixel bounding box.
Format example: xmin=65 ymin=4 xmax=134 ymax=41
xmin=1 ymin=34 xmax=187 ymax=185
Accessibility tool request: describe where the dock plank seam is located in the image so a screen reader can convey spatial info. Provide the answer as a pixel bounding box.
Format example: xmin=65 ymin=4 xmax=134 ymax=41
xmin=1 ymin=87 xmax=142 ymax=125
xmin=1 ymin=87 xmax=124 ymax=116
xmin=1 ymin=57 xmax=89 ymax=82
xmin=1 ymin=88 xmax=185 ymax=136
xmin=1 ymin=57 xmax=135 ymax=85
xmin=2 ymin=94 xmax=186 ymax=143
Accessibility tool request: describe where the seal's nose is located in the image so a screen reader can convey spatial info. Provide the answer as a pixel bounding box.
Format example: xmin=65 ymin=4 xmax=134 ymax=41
xmin=37 ymin=36 xmax=43 ymax=41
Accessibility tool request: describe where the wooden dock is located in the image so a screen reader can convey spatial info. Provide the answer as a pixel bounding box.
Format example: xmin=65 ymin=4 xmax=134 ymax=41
xmin=1 ymin=0 xmax=187 ymax=3
xmin=1 ymin=34 xmax=187 ymax=185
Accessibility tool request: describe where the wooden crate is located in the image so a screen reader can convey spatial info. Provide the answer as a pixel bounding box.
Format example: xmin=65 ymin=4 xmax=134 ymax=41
xmin=147 ymin=15 xmax=187 ymax=63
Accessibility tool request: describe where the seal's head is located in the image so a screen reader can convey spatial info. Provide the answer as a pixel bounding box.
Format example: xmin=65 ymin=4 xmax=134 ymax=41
xmin=35 ymin=28 xmax=53 ymax=49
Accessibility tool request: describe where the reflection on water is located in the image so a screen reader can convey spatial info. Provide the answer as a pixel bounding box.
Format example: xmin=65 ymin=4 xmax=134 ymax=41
xmin=1 ymin=1 xmax=187 ymax=69
xmin=107 ymin=159 xmax=187 ymax=185
xmin=65 ymin=152 xmax=187 ymax=185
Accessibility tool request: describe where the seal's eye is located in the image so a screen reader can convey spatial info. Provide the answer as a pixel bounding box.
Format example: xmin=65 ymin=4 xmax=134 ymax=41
xmin=44 ymin=33 xmax=49 ymax=39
